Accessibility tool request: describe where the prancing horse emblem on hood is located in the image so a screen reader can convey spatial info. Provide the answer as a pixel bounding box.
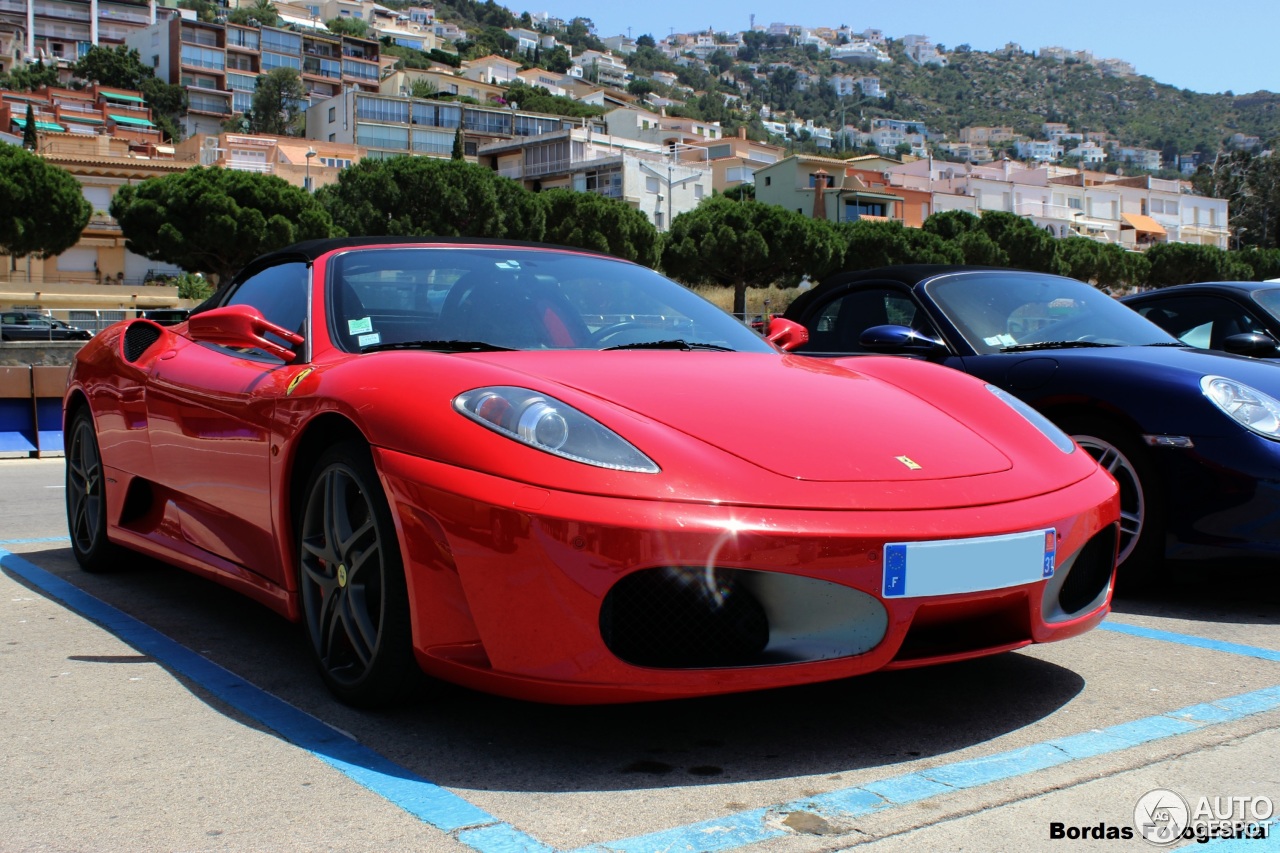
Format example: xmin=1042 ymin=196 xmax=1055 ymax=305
xmin=895 ymin=455 xmax=922 ymax=470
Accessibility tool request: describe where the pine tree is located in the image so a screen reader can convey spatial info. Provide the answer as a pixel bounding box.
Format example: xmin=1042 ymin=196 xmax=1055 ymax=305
xmin=22 ymin=103 xmax=37 ymax=150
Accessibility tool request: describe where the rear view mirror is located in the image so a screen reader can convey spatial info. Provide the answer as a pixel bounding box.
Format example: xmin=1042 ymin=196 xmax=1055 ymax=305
xmin=859 ymin=324 xmax=949 ymax=357
xmin=765 ymin=317 xmax=810 ymax=351
xmin=187 ymin=305 xmax=304 ymax=362
xmin=1222 ymin=332 xmax=1280 ymax=358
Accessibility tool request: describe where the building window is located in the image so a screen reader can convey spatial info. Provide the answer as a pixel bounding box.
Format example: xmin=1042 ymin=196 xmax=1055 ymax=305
xmin=328 ymin=106 xmax=336 ymax=122
xmin=764 ymin=176 xmax=771 ymax=186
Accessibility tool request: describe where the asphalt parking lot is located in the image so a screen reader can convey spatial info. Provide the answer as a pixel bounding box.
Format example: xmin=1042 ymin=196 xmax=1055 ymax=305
xmin=2 ymin=456 xmax=1278 ymax=852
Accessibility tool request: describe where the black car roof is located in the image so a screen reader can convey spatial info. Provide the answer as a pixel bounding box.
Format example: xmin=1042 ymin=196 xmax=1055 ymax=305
xmin=785 ymin=264 xmax=1012 ymax=319
xmin=1123 ymin=281 xmax=1280 ymax=300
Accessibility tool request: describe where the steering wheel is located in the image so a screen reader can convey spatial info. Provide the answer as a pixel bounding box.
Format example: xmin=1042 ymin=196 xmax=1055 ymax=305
xmin=590 ymin=322 xmax=654 ymax=347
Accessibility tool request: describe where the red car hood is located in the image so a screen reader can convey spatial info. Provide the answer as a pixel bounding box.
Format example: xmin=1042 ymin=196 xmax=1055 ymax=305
xmin=496 ymin=352 xmax=1012 ymax=482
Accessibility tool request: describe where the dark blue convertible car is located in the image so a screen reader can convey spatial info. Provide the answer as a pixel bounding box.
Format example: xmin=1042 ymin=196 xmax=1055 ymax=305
xmin=782 ymin=266 xmax=1280 ymax=587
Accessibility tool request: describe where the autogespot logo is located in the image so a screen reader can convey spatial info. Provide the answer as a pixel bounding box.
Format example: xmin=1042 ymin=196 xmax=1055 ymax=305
xmin=1134 ymin=789 xmax=1190 ymax=845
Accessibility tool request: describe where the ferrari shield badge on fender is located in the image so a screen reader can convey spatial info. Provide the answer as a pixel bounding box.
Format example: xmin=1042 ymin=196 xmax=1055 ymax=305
xmin=286 ymin=367 xmax=315 ymax=396
xmin=896 ymin=455 xmax=922 ymax=470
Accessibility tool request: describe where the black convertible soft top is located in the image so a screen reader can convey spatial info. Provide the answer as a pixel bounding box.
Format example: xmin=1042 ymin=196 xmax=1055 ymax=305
xmin=235 ymin=236 xmax=620 ymax=283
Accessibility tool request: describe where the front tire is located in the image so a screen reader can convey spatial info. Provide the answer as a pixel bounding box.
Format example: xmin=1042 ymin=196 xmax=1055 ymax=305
xmin=1058 ymin=415 xmax=1164 ymax=592
xmin=65 ymin=409 xmax=121 ymax=572
xmin=297 ymin=441 xmax=415 ymax=707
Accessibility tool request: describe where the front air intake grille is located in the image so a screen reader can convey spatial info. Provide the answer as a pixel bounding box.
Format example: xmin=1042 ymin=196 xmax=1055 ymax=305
xmin=1057 ymin=524 xmax=1118 ymax=615
xmin=122 ymin=321 xmax=163 ymax=363
xmin=600 ymin=567 xmax=769 ymax=668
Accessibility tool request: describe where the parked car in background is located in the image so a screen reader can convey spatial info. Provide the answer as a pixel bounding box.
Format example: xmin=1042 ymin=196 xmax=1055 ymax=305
xmin=1 ymin=311 xmax=93 ymax=341
xmin=64 ymin=239 xmax=1119 ymax=707
xmin=781 ymin=265 xmax=1280 ymax=587
xmin=1122 ymin=281 xmax=1280 ymax=359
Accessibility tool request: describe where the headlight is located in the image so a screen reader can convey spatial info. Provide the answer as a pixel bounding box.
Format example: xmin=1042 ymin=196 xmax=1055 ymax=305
xmin=985 ymin=384 xmax=1075 ymax=453
xmin=454 ymin=386 xmax=661 ymax=473
xmin=1201 ymin=375 xmax=1280 ymax=439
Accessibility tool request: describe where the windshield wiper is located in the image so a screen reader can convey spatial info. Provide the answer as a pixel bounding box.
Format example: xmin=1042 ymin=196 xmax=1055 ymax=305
xmin=999 ymin=340 xmax=1120 ymax=353
xmin=362 ymin=339 xmax=515 ymax=353
xmin=1144 ymin=341 xmax=1192 ymax=347
xmin=603 ymin=339 xmax=736 ymax=352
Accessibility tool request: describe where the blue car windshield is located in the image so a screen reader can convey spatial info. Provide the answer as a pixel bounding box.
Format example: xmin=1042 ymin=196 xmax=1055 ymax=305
xmin=926 ymin=271 xmax=1180 ymax=355
xmin=327 ymin=247 xmax=774 ymax=354
xmin=1253 ymin=288 xmax=1280 ymax=319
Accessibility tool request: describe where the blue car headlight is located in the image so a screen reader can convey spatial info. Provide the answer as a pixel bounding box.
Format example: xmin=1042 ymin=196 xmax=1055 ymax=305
xmin=985 ymin=384 xmax=1076 ymax=453
xmin=1201 ymin=375 xmax=1280 ymax=439
xmin=454 ymin=386 xmax=661 ymax=473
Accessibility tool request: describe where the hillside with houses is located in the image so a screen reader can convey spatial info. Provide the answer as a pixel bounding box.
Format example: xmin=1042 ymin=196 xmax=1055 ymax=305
xmin=1 ymin=0 xmax=1278 ymax=307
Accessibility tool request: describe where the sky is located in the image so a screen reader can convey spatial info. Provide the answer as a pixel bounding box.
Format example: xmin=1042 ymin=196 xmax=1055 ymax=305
xmin=547 ymin=0 xmax=1276 ymax=96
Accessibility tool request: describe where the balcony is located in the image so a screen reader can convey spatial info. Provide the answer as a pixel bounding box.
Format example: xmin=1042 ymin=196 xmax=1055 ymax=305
xmin=1014 ymin=200 xmax=1082 ymax=222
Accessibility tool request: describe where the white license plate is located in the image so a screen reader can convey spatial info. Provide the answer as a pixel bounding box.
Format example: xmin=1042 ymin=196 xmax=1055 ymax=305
xmin=882 ymin=529 xmax=1056 ymax=598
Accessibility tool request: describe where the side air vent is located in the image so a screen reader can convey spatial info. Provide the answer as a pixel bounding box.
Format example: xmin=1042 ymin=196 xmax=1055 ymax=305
xmin=122 ymin=321 xmax=163 ymax=363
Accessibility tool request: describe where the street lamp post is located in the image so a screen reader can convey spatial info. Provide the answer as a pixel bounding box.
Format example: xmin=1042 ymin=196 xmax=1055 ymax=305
xmin=305 ymin=147 xmax=316 ymax=191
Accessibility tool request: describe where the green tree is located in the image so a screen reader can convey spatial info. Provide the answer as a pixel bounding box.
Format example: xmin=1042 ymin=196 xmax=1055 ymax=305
xmin=922 ymin=209 xmax=982 ymax=241
xmin=250 ymin=68 xmax=307 ymax=136
xmin=1054 ymin=236 xmax=1138 ymax=288
xmin=72 ymin=45 xmax=153 ymax=89
xmin=110 ymin=167 xmax=340 ymax=285
xmin=176 ymin=0 xmax=216 ymax=21
xmin=451 ymin=126 xmax=465 ymax=160
xmin=1237 ymin=247 xmax=1280 ymax=281
xmin=978 ymin=211 xmax=1064 ymax=273
xmin=22 ymin=104 xmax=37 ymax=150
xmin=174 ymin=272 xmax=214 ymax=300
xmin=227 ymin=0 xmax=278 ymax=27
xmin=409 ymin=79 xmax=438 ymax=99
xmin=661 ymin=197 xmax=842 ymax=315
xmin=0 ymin=143 xmax=92 ymax=257
xmin=0 ymin=60 xmax=59 ymax=92
xmin=1144 ymin=242 xmax=1254 ymax=286
xmin=837 ymin=219 xmax=963 ymax=270
xmin=318 ymin=157 xmax=522 ymax=238
xmin=138 ymin=76 xmax=188 ymax=142
xmin=325 ymin=17 xmax=368 ymax=37
xmin=540 ymin=189 xmax=659 ymax=266
xmin=490 ymin=174 xmax=546 ymax=242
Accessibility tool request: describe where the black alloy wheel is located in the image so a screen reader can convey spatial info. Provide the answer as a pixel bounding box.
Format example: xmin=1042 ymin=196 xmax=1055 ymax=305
xmin=298 ymin=441 xmax=415 ymax=707
xmin=1059 ymin=416 xmax=1164 ymax=592
xmin=65 ymin=409 xmax=120 ymax=572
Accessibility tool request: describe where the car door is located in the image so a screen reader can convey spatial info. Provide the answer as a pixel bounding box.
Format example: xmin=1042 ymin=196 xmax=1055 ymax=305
xmin=144 ymin=261 xmax=310 ymax=584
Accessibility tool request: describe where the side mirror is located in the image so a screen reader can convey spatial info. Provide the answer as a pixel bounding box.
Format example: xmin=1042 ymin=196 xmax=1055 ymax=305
xmin=1222 ymin=332 xmax=1280 ymax=359
xmin=765 ymin=317 xmax=810 ymax=351
xmin=187 ymin=304 xmax=304 ymax=362
xmin=859 ymin=324 xmax=949 ymax=356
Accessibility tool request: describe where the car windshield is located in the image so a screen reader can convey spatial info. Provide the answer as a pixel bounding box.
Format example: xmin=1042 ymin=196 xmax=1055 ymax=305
xmin=926 ymin=270 xmax=1179 ymax=355
xmin=1253 ymin=288 xmax=1280 ymax=319
xmin=327 ymin=247 xmax=773 ymax=354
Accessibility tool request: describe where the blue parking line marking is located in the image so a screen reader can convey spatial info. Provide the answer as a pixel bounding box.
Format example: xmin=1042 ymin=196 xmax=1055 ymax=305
xmin=0 ymin=548 xmax=541 ymax=850
xmin=1100 ymin=621 xmax=1280 ymax=662
xmin=7 ymin=542 xmax=1280 ymax=853
xmin=0 ymin=537 xmax=72 ymax=544
xmin=574 ymin=808 xmax=782 ymax=853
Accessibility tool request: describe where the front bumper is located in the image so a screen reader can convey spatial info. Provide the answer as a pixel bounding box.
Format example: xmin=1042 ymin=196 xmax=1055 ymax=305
xmin=1154 ymin=432 xmax=1280 ymax=561
xmin=377 ymin=449 xmax=1120 ymax=703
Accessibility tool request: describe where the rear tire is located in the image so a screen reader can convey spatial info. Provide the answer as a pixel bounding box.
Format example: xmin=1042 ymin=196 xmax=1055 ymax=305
xmin=65 ymin=409 xmax=122 ymax=572
xmin=1057 ymin=415 xmax=1164 ymax=593
xmin=297 ymin=441 xmax=416 ymax=707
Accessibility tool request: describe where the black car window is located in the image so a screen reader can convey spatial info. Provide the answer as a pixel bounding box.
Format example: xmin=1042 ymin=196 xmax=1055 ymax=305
xmin=217 ymin=261 xmax=309 ymax=361
xmin=1133 ymin=296 xmax=1266 ymax=350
